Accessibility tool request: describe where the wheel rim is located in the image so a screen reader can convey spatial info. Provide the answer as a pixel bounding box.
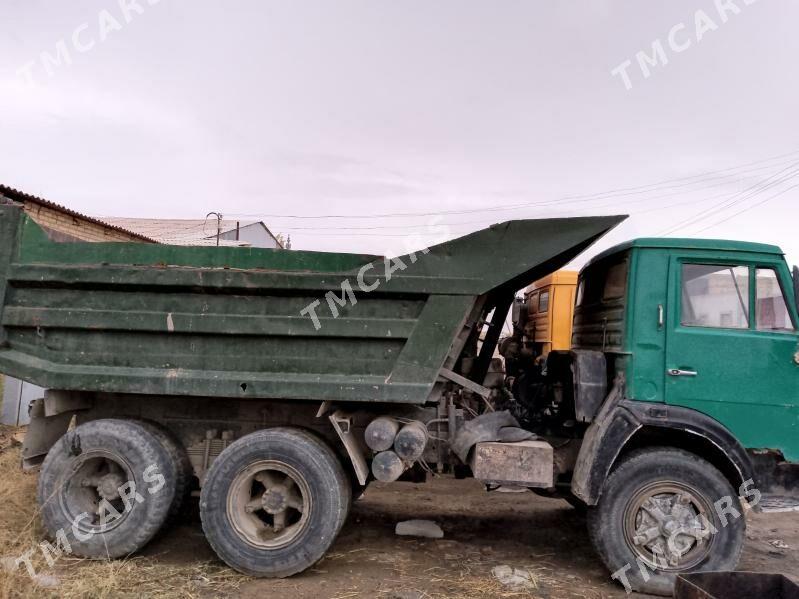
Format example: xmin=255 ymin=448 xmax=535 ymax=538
xmin=59 ymin=450 xmax=135 ymax=534
xmin=227 ymin=460 xmax=311 ymax=550
xmin=623 ymin=481 xmax=715 ymax=571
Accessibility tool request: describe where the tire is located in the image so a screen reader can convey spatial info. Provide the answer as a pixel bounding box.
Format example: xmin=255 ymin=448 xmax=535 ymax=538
xmin=37 ymin=418 xmax=178 ymax=559
xmin=200 ymin=427 xmax=351 ymax=577
xmin=587 ymin=447 xmax=745 ymax=596
xmin=135 ymin=420 xmax=193 ymax=523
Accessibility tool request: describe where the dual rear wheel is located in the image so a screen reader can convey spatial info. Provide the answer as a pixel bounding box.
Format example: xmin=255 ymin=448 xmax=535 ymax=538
xmin=200 ymin=427 xmax=352 ymax=577
xmin=37 ymin=419 xmax=191 ymax=558
xmin=38 ymin=420 xmax=351 ymax=577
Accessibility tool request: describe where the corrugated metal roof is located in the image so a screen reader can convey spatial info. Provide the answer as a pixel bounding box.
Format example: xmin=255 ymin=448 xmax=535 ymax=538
xmin=101 ymin=218 xmax=259 ymax=246
xmin=0 ymin=184 xmax=158 ymax=243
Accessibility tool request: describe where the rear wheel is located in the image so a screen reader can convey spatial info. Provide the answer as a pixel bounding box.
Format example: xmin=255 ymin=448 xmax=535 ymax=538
xmin=37 ymin=419 xmax=178 ymax=558
xmin=200 ymin=427 xmax=351 ymax=577
xmin=135 ymin=420 xmax=193 ymax=524
xmin=587 ymin=447 xmax=745 ymax=596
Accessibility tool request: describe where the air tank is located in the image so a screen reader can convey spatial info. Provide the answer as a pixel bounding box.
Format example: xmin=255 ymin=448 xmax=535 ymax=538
xmin=371 ymin=450 xmax=405 ymax=482
xmin=393 ymin=421 xmax=428 ymax=461
xmin=364 ymin=416 xmax=400 ymax=452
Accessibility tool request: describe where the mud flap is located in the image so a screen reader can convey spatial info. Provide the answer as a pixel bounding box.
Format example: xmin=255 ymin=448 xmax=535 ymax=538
xmin=570 ymin=377 xmax=639 ymax=505
xmin=21 ymin=398 xmax=74 ymax=471
xmin=329 ymin=410 xmax=369 ymax=486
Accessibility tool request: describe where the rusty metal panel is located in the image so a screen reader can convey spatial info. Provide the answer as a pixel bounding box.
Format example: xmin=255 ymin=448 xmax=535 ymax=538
xmin=0 ymin=204 xmax=624 ymax=404
xmin=470 ymin=440 xmax=554 ymax=488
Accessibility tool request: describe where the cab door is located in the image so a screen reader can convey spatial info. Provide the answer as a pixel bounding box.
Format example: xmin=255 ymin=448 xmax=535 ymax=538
xmin=664 ymin=259 xmax=799 ymax=461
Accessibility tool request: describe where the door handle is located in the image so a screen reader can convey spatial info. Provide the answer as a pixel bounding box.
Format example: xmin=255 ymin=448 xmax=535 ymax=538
xmin=667 ymin=368 xmax=698 ymax=377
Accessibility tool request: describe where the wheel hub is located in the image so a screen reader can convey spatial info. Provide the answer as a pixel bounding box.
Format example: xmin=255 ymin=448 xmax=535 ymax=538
xmin=66 ymin=452 xmax=134 ymax=534
xmin=228 ymin=461 xmax=311 ymax=550
xmin=96 ymin=473 xmax=125 ymax=501
xmin=626 ymin=485 xmax=713 ymax=570
xmin=261 ymin=487 xmax=288 ymax=514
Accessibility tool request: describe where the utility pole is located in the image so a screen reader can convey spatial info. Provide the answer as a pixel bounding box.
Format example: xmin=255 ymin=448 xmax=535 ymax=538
xmin=206 ymin=211 xmax=223 ymax=247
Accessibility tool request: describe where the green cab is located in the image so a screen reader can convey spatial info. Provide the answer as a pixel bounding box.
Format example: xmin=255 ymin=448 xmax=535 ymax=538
xmin=574 ymin=238 xmax=799 ymax=462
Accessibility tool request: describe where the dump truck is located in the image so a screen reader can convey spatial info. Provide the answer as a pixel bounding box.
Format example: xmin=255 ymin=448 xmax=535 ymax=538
xmin=1 ymin=202 xmax=797 ymax=595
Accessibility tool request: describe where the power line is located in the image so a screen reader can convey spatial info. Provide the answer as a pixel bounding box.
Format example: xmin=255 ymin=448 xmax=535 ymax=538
xmin=226 ymin=150 xmax=799 ymax=221
xmin=276 ymin=170 xmax=775 ymax=232
xmin=691 ymin=182 xmax=799 ymax=235
xmin=658 ymin=161 xmax=799 ymax=236
xmin=280 ymin=183 xmax=776 ymax=238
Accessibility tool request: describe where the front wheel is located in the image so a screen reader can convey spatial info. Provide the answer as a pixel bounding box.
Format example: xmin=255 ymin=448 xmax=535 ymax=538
xmin=587 ymin=447 xmax=745 ymax=596
xmin=200 ymin=427 xmax=351 ymax=577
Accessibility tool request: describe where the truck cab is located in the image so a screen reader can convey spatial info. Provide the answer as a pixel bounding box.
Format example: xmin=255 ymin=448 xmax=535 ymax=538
xmin=572 ymin=238 xmax=799 ymax=465
xmin=523 ymin=270 xmax=578 ymax=358
xmin=508 ymin=238 xmax=799 ymax=594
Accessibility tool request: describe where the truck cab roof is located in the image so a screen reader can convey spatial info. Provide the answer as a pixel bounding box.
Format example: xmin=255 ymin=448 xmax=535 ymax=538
xmin=586 ymin=237 xmax=784 ymax=268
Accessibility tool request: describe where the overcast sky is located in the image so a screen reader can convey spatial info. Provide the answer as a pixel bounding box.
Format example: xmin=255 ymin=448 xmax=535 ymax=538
xmin=1 ymin=1 xmax=797 ymax=267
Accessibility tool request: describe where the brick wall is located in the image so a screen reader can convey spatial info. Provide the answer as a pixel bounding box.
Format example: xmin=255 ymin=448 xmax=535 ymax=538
xmin=23 ymin=202 xmax=147 ymax=243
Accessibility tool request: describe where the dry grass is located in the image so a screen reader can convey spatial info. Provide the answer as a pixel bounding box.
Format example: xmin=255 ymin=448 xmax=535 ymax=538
xmin=323 ymin=543 xmax=608 ymax=599
xmin=0 ymin=426 xmax=244 ymax=599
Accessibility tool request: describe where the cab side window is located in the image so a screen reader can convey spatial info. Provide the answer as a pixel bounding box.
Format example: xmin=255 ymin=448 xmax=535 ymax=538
xmin=528 ymin=291 xmax=539 ymax=314
xmin=756 ymin=268 xmax=795 ymax=331
xmin=538 ymin=290 xmax=550 ymax=313
xmin=602 ymin=261 xmax=627 ymax=300
xmin=681 ymin=264 xmax=749 ymax=329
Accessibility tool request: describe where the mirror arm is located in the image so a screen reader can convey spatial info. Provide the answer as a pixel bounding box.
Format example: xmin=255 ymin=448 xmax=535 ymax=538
xmin=792 ymin=265 xmax=799 ymax=314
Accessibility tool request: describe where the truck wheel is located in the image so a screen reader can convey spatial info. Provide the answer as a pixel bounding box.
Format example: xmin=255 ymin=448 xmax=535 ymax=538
xmin=200 ymin=427 xmax=351 ymax=577
xmin=135 ymin=420 xmax=194 ymax=523
xmin=37 ymin=419 xmax=178 ymax=558
xmin=587 ymin=447 xmax=745 ymax=596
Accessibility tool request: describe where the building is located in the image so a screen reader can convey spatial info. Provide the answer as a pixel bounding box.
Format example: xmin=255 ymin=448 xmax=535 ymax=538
xmin=0 ymin=184 xmax=156 ymax=243
xmin=0 ymin=185 xmax=283 ymax=426
xmin=101 ymin=218 xmax=283 ymax=248
xmin=0 ymin=185 xmax=157 ymax=426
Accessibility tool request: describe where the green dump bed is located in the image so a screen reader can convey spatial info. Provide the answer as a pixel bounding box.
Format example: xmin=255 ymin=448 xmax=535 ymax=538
xmin=0 ymin=204 xmax=623 ymax=404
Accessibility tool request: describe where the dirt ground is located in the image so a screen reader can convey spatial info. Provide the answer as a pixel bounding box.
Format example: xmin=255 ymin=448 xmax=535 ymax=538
xmin=1 ymin=427 xmax=798 ymax=598
xmin=207 ymin=480 xmax=798 ymax=599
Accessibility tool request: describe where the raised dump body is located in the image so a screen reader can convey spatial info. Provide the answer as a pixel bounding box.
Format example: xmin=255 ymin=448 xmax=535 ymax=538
xmin=0 ymin=204 xmax=623 ymax=405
